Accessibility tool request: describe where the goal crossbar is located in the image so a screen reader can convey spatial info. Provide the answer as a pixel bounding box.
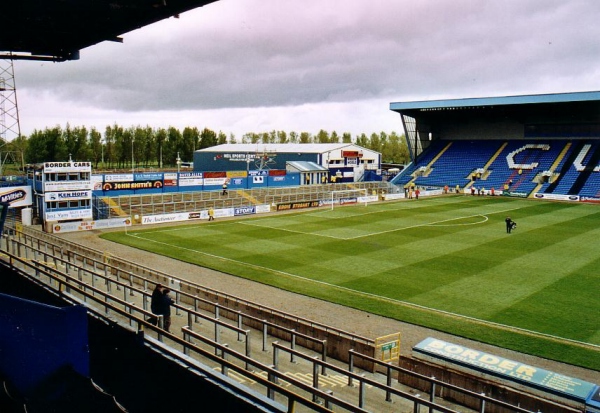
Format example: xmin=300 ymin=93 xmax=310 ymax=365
xmin=330 ymin=189 xmax=369 ymax=210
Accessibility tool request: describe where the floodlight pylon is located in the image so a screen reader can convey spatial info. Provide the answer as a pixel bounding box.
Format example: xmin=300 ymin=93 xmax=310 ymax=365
xmin=0 ymin=58 xmax=22 ymax=146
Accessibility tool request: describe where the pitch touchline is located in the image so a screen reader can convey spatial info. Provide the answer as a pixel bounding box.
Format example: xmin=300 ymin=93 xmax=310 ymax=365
xmin=125 ymin=231 xmax=598 ymax=351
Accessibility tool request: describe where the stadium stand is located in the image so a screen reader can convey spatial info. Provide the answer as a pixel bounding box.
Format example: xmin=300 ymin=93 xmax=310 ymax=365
xmin=390 ymin=91 xmax=600 ymax=201
xmin=391 ymin=138 xmax=600 ymax=199
xmin=96 ymin=182 xmax=392 ymax=219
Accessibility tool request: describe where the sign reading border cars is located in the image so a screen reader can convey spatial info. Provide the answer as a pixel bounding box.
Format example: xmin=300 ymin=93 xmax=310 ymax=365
xmin=413 ymin=338 xmax=597 ymax=401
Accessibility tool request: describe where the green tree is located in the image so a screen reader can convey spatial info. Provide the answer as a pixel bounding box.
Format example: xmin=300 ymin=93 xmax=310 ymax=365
xmin=133 ymin=126 xmax=154 ymax=168
xmin=299 ymin=132 xmax=311 ymax=143
xmin=103 ymin=124 xmax=120 ymax=169
xmin=199 ymin=127 xmax=217 ymax=149
xmin=316 ymin=129 xmax=329 ymax=143
xmin=369 ymin=132 xmax=382 ymax=153
xmin=155 ymin=128 xmax=168 ymax=168
xmin=166 ymin=127 xmax=183 ymax=166
xmin=50 ymin=126 xmax=69 ymax=161
xmin=277 ymin=130 xmax=288 ymax=144
xmin=217 ymin=131 xmax=227 ymax=146
xmin=182 ymin=127 xmax=200 ymax=161
xmin=380 ymin=132 xmax=409 ymax=164
xmin=241 ymin=133 xmax=258 ymax=144
xmin=342 ymin=132 xmax=352 ymax=143
xmin=7 ymin=135 xmax=28 ymax=169
xmin=89 ymin=127 xmax=102 ymax=168
xmin=330 ymin=131 xmax=339 ymax=143
xmin=24 ymin=130 xmax=49 ymax=164
xmin=260 ymin=132 xmax=270 ymax=144
xmin=121 ymin=128 xmax=134 ymax=170
xmin=355 ymin=133 xmax=369 ymax=148
xmin=63 ymin=124 xmax=90 ymax=161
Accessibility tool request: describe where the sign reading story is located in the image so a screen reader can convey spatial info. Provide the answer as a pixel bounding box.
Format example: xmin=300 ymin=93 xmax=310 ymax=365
xmin=413 ymin=338 xmax=597 ymax=401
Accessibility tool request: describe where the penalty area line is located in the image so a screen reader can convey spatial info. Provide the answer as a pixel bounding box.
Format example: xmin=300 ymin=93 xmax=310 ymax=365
xmin=347 ymin=205 xmax=523 ymax=240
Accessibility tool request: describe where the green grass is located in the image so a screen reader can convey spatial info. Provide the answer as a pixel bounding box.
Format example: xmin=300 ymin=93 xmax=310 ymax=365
xmin=100 ymin=196 xmax=600 ymax=371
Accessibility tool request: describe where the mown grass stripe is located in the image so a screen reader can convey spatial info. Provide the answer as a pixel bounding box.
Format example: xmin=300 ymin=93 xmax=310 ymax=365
xmin=101 ymin=196 xmax=600 ymax=370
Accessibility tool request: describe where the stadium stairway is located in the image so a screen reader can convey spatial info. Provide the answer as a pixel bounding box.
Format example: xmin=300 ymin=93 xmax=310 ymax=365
xmin=100 ymin=196 xmax=129 ymax=217
xmin=400 ymin=141 xmax=453 ymax=189
xmin=461 ymin=141 xmax=509 ymax=192
xmin=529 ymin=141 xmax=572 ymax=197
xmin=570 ymin=141 xmax=600 ymax=196
xmin=236 ymin=189 xmax=262 ymax=205
xmin=532 ymin=141 xmax=582 ymax=195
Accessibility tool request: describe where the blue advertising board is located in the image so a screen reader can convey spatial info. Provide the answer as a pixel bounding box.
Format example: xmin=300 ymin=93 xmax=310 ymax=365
xmin=413 ymin=337 xmax=597 ymax=402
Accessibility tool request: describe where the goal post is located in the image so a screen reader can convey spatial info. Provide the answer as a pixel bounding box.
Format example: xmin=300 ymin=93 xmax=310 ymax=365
xmin=330 ymin=188 xmax=370 ymax=210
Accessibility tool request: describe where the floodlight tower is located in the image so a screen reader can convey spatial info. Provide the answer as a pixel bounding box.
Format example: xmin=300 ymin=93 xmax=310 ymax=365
xmin=0 ymin=58 xmax=21 ymax=144
xmin=0 ymin=58 xmax=23 ymax=176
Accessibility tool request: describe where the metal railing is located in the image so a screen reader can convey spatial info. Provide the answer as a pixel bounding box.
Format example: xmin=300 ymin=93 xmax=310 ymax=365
xmin=15 ymin=226 xmax=372 ymax=347
xmin=1 ymin=233 xmax=473 ymax=413
xmin=96 ymin=182 xmax=397 ymax=219
xmin=2 ymin=223 xmax=571 ymax=413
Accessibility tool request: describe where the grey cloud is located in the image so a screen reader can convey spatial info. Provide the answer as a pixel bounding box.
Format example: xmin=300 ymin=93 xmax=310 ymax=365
xmin=16 ymin=0 xmax=600 ymax=114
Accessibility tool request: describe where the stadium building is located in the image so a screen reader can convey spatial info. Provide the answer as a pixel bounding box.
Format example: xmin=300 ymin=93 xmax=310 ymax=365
xmin=193 ymin=143 xmax=382 ymax=185
xmin=389 ymin=90 xmax=600 ymax=202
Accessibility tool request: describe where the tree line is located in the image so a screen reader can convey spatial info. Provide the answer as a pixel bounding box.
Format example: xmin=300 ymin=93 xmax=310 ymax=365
xmin=2 ymin=124 xmax=410 ymax=170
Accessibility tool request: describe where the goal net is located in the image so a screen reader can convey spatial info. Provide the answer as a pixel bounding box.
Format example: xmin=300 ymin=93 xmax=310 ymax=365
xmin=329 ymin=189 xmax=370 ymax=210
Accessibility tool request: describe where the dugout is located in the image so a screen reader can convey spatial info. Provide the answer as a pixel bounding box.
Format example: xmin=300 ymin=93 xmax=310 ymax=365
xmin=390 ymin=91 xmax=600 ymax=164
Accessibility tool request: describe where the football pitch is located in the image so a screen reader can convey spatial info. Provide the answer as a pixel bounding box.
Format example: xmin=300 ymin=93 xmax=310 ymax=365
xmin=101 ymin=195 xmax=600 ymax=371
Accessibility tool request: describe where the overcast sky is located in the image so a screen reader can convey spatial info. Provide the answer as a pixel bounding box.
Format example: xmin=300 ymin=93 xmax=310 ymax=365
xmin=12 ymin=0 xmax=600 ymax=141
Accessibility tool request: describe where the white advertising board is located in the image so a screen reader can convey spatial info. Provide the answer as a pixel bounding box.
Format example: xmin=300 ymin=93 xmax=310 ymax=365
xmin=45 ymin=190 xmax=92 ymax=202
xmin=45 ymin=209 xmax=93 ymax=221
xmin=43 ymin=161 xmax=91 ymax=173
xmin=51 ymin=217 xmax=132 ymax=233
xmin=44 ymin=181 xmax=92 ymax=192
xmin=104 ymin=174 xmax=134 ymax=182
xmin=0 ymin=186 xmax=33 ymax=207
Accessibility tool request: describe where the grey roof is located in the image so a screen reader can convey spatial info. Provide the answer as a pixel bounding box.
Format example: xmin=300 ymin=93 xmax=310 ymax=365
xmin=389 ymin=90 xmax=600 ymax=112
xmin=286 ymin=161 xmax=329 ymax=172
xmin=197 ymin=143 xmax=359 ymax=154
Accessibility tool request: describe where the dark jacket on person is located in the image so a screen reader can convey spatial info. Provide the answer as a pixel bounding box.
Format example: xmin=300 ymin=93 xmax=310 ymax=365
xmin=156 ymin=290 xmax=174 ymax=316
xmin=150 ymin=285 xmax=163 ymax=315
